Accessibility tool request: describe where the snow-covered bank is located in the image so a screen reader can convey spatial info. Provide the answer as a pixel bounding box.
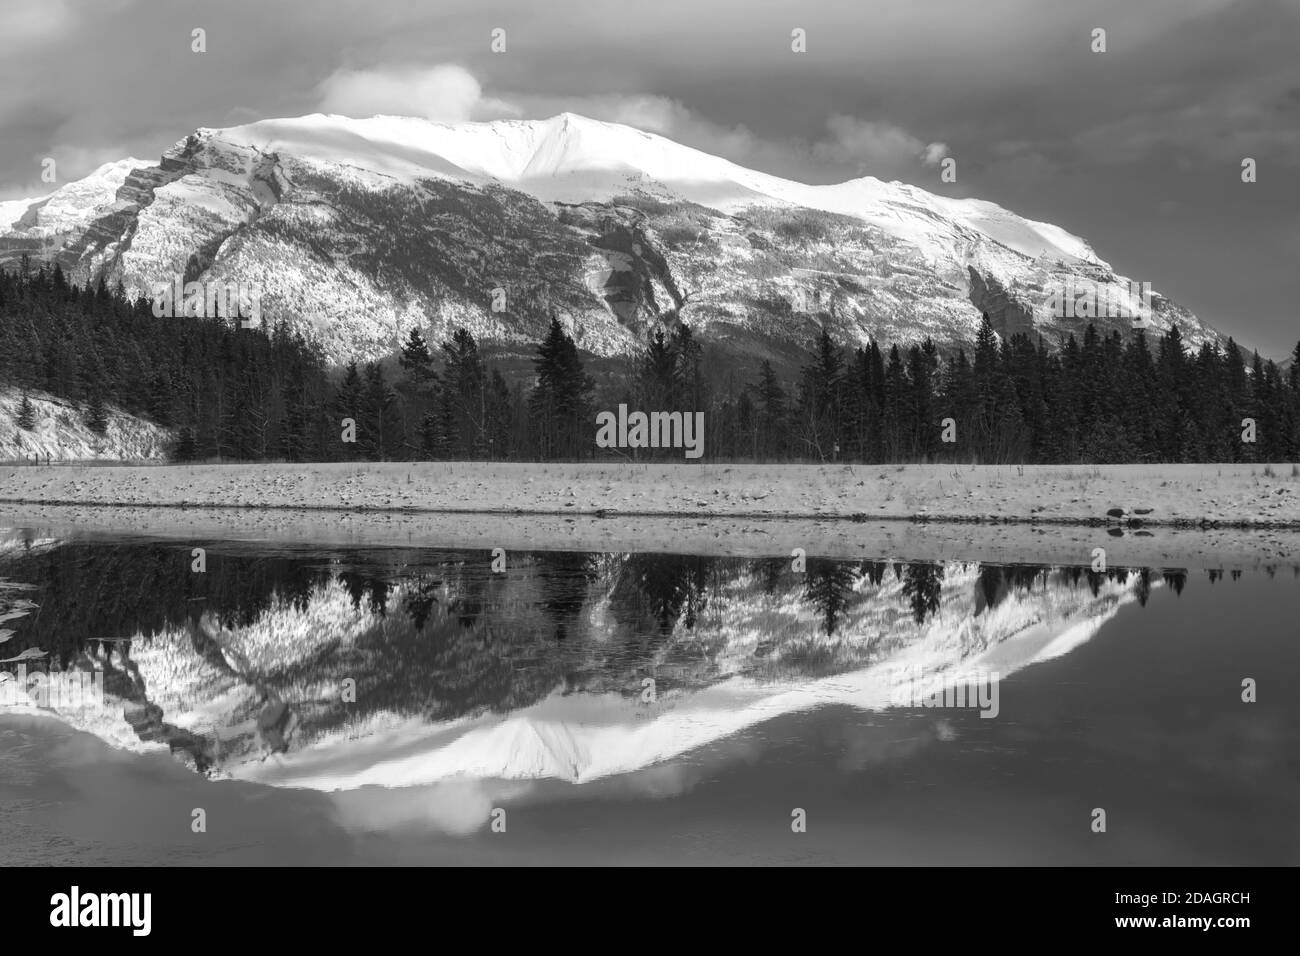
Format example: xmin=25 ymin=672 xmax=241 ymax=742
xmin=0 ymin=388 xmax=171 ymax=461
xmin=2 ymin=461 xmax=1298 ymax=526
xmin=6 ymin=503 xmax=1298 ymax=571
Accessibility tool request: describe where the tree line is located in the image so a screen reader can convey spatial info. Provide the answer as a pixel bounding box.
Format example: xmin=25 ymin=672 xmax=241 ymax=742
xmin=3 ymin=259 xmax=1298 ymax=463
xmin=728 ymin=315 xmax=1300 ymax=464
xmin=516 ymin=311 xmax=1300 ymax=464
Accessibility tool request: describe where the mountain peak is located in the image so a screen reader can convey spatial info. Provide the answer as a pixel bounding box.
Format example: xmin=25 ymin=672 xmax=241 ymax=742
xmin=198 ymin=110 xmax=1109 ymax=268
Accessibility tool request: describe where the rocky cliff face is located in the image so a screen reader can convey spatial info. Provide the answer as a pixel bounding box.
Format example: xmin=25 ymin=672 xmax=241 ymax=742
xmin=0 ymin=113 xmax=1223 ymax=367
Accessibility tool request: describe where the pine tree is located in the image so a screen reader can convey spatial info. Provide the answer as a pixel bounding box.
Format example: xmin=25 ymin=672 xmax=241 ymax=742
xmin=638 ymin=329 xmax=678 ymax=414
xmin=396 ymin=328 xmax=438 ymax=457
xmin=753 ymin=359 xmax=787 ymax=459
xmin=901 ymin=562 xmax=945 ymax=624
xmin=881 ymin=345 xmax=907 ymax=461
xmin=672 ymin=322 xmax=705 ymax=412
xmin=1289 ymin=340 xmax=1300 ymax=457
xmin=906 ymin=344 xmax=933 ymax=459
xmin=398 ymin=327 xmax=434 ymax=383
xmin=438 ymin=328 xmax=488 ymax=456
xmin=334 ymin=361 xmax=365 ymax=459
xmin=485 ymin=368 xmax=513 ymax=459
xmin=147 ymin=372 xmax=174 ymax=426
xmin=1121 ymin=330 xmax=1157 ymax=459
xmin=530 ymin=315 xmax=595 ymax=459
xmin=1155 ymin=325 xmax=1189 ymax=461
xmin=174 ymin=427 xmax=198 ymax=462
xmin=85 ymin=393 xmax=109 ymax=435
xmin=972 ymin=314 xmax=1000 ymax=406
xmin=940 ymin=348 xmax=975 ymax=461
xmin=796 ymin=328 xmax=845 ymax=460
xmin=803 ymin=559 xmax=859 ymax=635
xmin=734 ymin=388 xmax=757 ymax=458
xmin=16 ymin=391 xmax=36 ymax=430
xmin=361 ymin=362 xmax=401 ymax=460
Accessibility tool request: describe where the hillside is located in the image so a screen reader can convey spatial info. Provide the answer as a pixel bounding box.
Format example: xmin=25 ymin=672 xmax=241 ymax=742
xmin=0 ymin=387 xmax=170 ymax=461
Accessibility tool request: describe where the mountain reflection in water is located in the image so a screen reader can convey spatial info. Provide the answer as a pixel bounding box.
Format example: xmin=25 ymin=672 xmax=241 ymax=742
xmin=0 ymin=532 xmax=1201 ymax=785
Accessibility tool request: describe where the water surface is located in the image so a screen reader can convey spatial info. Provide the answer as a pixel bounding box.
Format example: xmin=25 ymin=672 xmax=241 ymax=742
xmin=2 ymin=528 xmax=1296 ymax=865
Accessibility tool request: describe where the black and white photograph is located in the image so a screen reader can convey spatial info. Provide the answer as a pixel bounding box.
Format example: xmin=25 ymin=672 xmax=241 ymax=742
xmin=0 ymin=0 xmax=1295 ymax=925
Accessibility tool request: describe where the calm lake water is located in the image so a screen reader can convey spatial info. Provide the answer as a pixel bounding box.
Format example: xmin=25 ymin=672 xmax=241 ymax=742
xmin=2 ymin=528 xmax=1297 ymax=865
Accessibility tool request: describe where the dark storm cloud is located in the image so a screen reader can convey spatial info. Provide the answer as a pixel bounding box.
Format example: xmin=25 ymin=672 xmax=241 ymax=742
xmin=0 ymin=0 xmax=1295 ymax=354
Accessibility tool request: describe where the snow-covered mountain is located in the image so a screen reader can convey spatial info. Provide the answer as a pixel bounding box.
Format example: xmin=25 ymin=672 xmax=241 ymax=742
xmin=1 ymin=113 xmax=1220 ymax=366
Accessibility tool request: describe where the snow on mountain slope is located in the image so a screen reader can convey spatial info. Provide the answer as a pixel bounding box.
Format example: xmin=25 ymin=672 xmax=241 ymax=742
xmin=0 ymin=387 xmax=171 ymax=461
xmin=216 ymin=112 xmax=1096 ymax=266
xmin=2 ymin=159 xmax=154 ymax=236
xmin=0 ymin=196 xmax=46 ymax=233
xmin=215 ymin=112 xmax=758 ymax=197
xmin=3 ymin=113 xmax=1220 ymax=365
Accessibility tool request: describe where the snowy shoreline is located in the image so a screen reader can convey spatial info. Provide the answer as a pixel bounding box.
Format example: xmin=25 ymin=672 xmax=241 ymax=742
xmin=4 ymin=462 xmax=1300 ymax=571
xmin=2 ymin=461 xmax=1298 ymax=526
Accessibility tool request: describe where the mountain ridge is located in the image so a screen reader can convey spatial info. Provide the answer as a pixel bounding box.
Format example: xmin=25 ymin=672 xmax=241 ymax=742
xmin=1 ymin=112 xmax=1224 ymax=368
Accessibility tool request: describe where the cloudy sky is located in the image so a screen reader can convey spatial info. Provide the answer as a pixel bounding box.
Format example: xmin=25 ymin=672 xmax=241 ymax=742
xmin=1 ymin=0 xmax=1296 ymax=355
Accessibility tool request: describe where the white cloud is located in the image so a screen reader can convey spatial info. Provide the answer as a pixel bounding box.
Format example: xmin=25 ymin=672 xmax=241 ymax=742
xmin=921 ymin=142 xmax=950 ymax=166
xmin=316 ymin=68 xmax=781 ymax=173
xmin=313 ymin=66 xmax=765 ymax=174
xmin=813 ymin=114 xmax=948 ymax=176
xmin=317 ymin=64 xmax=516 ymax=122
xmin=314 ymin=65 xmax=952 ymax=185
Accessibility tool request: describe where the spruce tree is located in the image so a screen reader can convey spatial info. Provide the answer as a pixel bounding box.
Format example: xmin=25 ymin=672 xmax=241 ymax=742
xmin=85 ymin=393 xmax=109 ymax=435
xmin=796 ymin=328 xmax=846 ymax=460
xmin=439 ymin=328 xmax=487 ymax=456
xmin=881 ymin=345 xmax=907 ymax=461
xmin=174 ymin=427 xmax=198 ymax=462
xmin=485 ymin=367 xmax=513 ymax=459
xmin=638 ymin=329 xmax=678 ymax=414
xmin=804 ymin=559 xmax=859 ymax=635
xmin=398 ymin=327 xmax=434 ymax=382
xmin=672 ymin=322 xmax=705 ymax=412
xmin=972 ymin=314 xmax=1000 ymax=409
xmin=16 ymin=391 xmax=36 ymax=430
xmin=754 ymin=359 xmax=787 ymax=459
xmin=735 ymin=388 xmax=757 ymax=458
xmin=906 ymin=344 xmax=933 ymax=459
xmin=362 ymin=362 xmax=401 ymax=460
xmin=334 ymin=361 xmax=365 ymax=459
xmin=530 ymin=315 xmax=594 ymax=459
